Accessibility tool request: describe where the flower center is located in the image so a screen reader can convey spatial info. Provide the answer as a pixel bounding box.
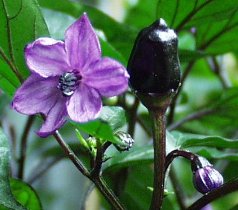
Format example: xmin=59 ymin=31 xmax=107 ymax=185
xmin=58 ymin=72 xmax=82 ymax=96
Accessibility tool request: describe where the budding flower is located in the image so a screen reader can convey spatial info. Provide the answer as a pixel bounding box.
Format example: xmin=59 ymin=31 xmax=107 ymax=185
xmin=193 ymin=165 xmax=224 ymax=194
xmin=127 ymin=18 xmax=180 ymax=94
xmin=114 ymin=131 xmax=134 ymax=151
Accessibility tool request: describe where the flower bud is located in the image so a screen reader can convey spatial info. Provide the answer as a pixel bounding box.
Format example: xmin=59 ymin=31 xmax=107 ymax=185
xmin=201 ymin=204 xmax=213 ymax=210
xmin=193 ymin=165 xmax=223 ymax=194
xmin=191 ymin=156 xmax=212 ymax=172
xmin=114 ymin=131 xmax=134 ymax=151
xmin=127 ymin=18 xmax=180 ymax=94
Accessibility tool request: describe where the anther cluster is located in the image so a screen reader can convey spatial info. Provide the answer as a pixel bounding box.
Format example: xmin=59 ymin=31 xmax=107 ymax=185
xmin=58 ymin=72 xmax=81 ymax=96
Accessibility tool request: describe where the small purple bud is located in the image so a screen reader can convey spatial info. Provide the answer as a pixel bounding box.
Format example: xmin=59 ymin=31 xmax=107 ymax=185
xmin=193 ymin=166 xmax=223 ymax=194
xmin=191 ymin=156 xmax=212 ymax=172
xmin=201 ymin=204 xmax=213 ymax=210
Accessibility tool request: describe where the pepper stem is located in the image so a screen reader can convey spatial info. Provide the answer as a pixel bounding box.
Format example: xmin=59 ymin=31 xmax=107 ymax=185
xmin=149 ymin=108 xmax=167 ymax=210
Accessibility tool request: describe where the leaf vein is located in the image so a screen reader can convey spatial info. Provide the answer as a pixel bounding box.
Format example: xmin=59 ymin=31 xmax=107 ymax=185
xmin=8 ymin=0 xmax=23 ymax=20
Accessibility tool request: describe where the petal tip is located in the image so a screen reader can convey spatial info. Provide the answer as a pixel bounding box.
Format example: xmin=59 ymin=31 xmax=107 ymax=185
xmin=36 ymin=130 xmax=53 ymax=138
xmin=80 ymin=12 xmax=90 ymax=22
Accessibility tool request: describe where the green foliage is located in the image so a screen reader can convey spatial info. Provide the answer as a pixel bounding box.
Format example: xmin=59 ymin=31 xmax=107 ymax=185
xmin=0 ymin=128 xmax=42 ymax=210
xmin=104 ymin=145 xmax=153 ymax=172
xmin=178 ymin=87 xmax=238 ymax=136
xmin=174 ymin=131 xmax=238 ymax=149
xmin=71 ymin=106 xmax=127 ymax=144
xmin=0 ymin=0 xmax=49 ymax=95
xmin=120 ymin=166 xmax=153 ymax=210
xmin=0 ymin=128 xmax=25 ymax=210
xmin=0 ymin=0 xmax=238 ymax=209
xmin=10 ymin=179 xmax=42 ymax=210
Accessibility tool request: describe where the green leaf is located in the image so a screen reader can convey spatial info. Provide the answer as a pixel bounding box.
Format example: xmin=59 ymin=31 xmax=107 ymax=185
xmin=104 ymin=131 xmax=176 ymax=172
xmin=104 ymin=145 xmax=153 ymax=172
xmin=0 ymin=94 xmax=9 ymax=117
xmin=38 ymin=0 xmax=137 ymax=60
xmin=10 ymin=179 xmax=42 ymax=210
xmin=0 ymin=128 xmax=26 ymax=210
xmin=156 ymin=0 xmax=238 ymax=30
xmin=179 ymin=49 xmax=207 ymax=62
xmin=0 ymin=75 xmax=16 ymax=96
xmin=0 ymin=58 xmax=20 ymax=90
xmin=71 ymin=106 xmax=127 ymax=144
xmin=156 ymin=0 xmax=238 ymax=55
xmin=124 ymin=0 xmax=158 ymax=29
xmin=194 ymin=148 xmax=238 ymax=161
xmin=0 ymin=0 xmax=49 ymax=86
xmin=173 ymin=131 xmax=238 ymax=149
xmin=196 ymin=13 xmax=238 ymax=54
xmin=179 ymin=87 xmax=238 ymax=136
xmin=120 ymin=165 xmax=153 ymax=210
xmin=99 ymin=37 xmax=126 ymax=66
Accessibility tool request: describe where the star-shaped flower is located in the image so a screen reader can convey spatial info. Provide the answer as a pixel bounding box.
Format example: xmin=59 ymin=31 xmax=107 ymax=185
xmin=12 ymin=13 xmax=129 ymax=137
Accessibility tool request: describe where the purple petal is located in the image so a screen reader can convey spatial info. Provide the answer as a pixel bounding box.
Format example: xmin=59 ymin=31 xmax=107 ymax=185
xmin=12 ymin=74 xmax=61 ymax=115
xmin=25 ymin=38 xmax=69 ymax=77
xmin=83 ymin=57 xmax=129 ymax=97
xmin=37 ymin=96 xmax=67 ymax=137
xmin=65 ymin=13 xmax=101 ymax=69
xmin=66 ymin=84 xmax=102 ymax=122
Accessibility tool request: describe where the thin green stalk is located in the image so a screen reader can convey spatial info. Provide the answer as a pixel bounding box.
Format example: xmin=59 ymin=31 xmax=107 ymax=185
xmin=53 ymin=131 xmax=124 ymax=209
xmin=127 ymin=97 xmax=140 ymax=137
xmin=149 ymin=109 xmax=167 ymax=210
xmin=93 ymin=176 xmax=124 ymax=210
xmin=53 ymin=131 xmax=90 ymax=178
xmin=167 ymin=61 xmax=195 ymax=125
xmin=170 ymin=167 xmax=187 ymax=210
xmin=113 ymin=97 xmax=140 ymax=197
xmin=28 ymin=157 xmax=62 ymax=184
xmin=17 ymin=115 xmax=35 ymax=179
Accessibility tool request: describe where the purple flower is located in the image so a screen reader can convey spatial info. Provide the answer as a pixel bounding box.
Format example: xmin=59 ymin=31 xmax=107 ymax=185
xmin=193 ymin=166 xmax=223 ymax=194
xmin=12 ymin=13 xmax=129 ymax=137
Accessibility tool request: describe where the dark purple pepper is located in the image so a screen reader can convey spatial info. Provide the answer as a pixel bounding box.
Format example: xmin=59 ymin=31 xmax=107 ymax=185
xmin=127 ymin=18 xmax=180 ymax=94
xmin=193 ymin=166 xmax=223 ymax=194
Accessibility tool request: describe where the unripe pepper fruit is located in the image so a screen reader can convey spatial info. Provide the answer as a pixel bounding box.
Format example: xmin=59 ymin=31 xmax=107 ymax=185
xmin=127 ymin=18 xmax=181 ymax=94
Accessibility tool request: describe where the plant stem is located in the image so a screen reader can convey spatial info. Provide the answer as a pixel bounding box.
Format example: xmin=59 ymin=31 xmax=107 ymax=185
xmin=93 ymin=176 xmax=124 ymax=210
xmin=113 ymin=97 xmax=140 ymax=197
xmin=187 ymin=177 xmax=238 ymax=210
xmin=28 ymin=157 xmax=62 ymax=184
xmin=209 ymin=57 xmax=229 ymax=89
xmin=149 ymin=109 xmax=167 ymax=210
xmin=128 ymin=97 xmax=140 ymax=137
xmin=53 ymin=131 xmax=124 ymax=209
xmin=165 ymin=149 xmax=197 ymax=172
xmin=53 ymin=131 xmax=90 ymax=177
xmin=168 ymin=108 xmax=214 ymax=131
xmin=169 ymin=167 xmax=187 ymax=210
xmin=167 ymin=61 xmax=195 ymax=125
xmin=17 ymin=115 xmax=35 ymax=179
xmin=90 ymin=141 xmax=111 ymax=177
